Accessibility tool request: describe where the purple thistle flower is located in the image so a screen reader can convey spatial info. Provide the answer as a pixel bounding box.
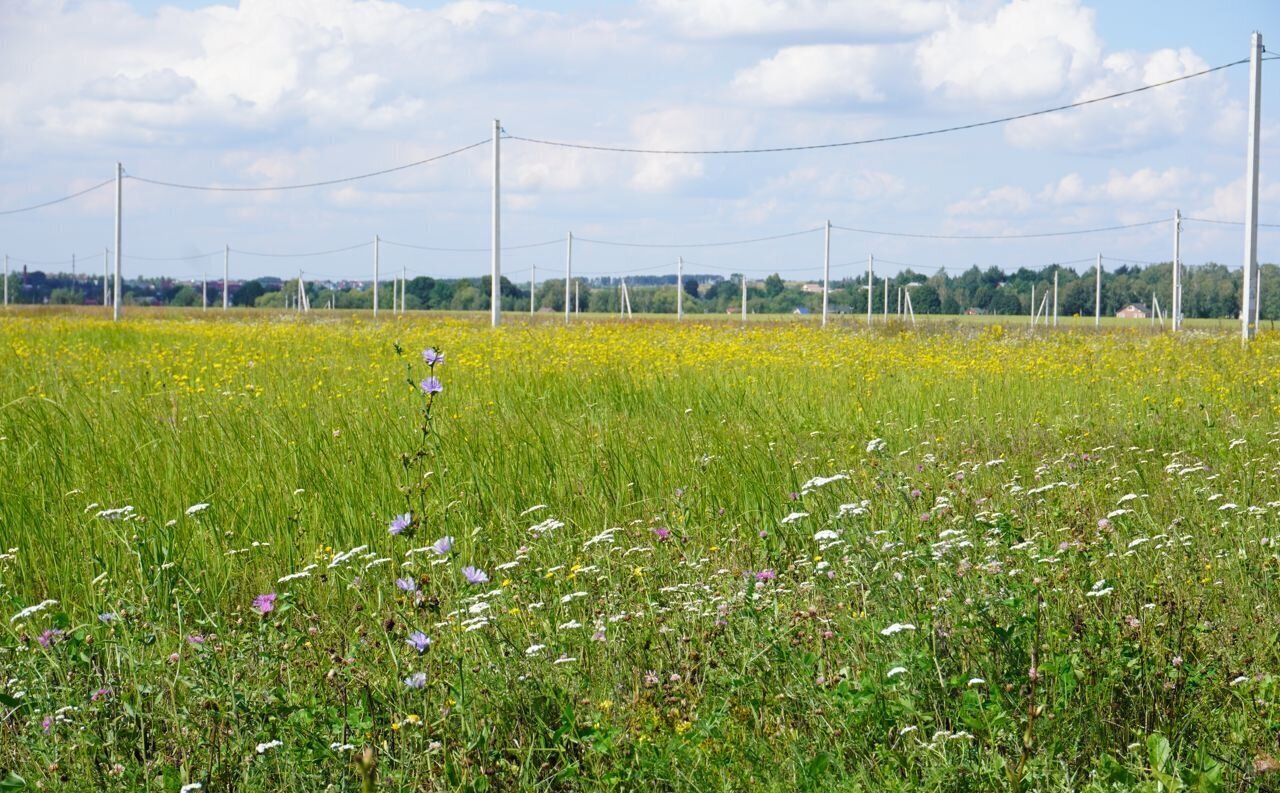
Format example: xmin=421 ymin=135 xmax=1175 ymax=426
xmin=91 ymin=687 xmax=112 ymax=702
xmin=406 ymin=631 xmax=431 ymax=653
xmin=389 ymin=512 xmax=411 ymax=536
xmin=431 ymin=535 xmax=454 ymax=555
xmin=404 ymin=671 xmax=427 ymax=689
xmin=253 ymin=592 xmax=277 ymax=615
xmin=37 ymin=628 xmax=63 ymax=647
xmin=462 ymin=566 xmax=489 ymax=585
xmin=395 ymin=577 xmax=417 ymax=593
xmin=754 ymin=569 xmax=777 ymax=582
xmin=420 ymin=377 xmax=443 ymax=395
xmin=422 ymin=348 xmax=444 ymax=366
xmin=41 ymin=715 xmax=53 ymax=733
xmin=652 ymin=527 xmax=671 ymax=541
xmin=186 ymin=634 xmax=206 ymax=645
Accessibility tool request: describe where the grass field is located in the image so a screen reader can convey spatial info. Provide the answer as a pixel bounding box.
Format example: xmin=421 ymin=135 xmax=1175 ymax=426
xmin=2 ymin=308 xmax=1280 ymax=791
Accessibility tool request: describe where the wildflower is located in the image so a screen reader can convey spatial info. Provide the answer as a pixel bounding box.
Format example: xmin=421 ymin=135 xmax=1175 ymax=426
xmin=1097 ymin=518 xmax=1112 ymax=530
xmin=91 ymin=687 xmax=112 ymax=702
xmin=186 ymin=634 xmax=206 ymax=645
xmin=1172 ymin=655 xmax=1183 ymax=667
xmin=591 ymin=629 xmax=606 ymax=642
xmin=180 ymin=784 xmax=204 ymax=793
xmin=406 ymin=631 xmax=431 ymax=653
xmin=10 ymin=599 xmax=57 ymax=623
xmin=41 ymin=715 xmax=53 ymax=733
xmin=880 ymin=623 xmax=916 ymax=636
xmin=652 ymin=527 xmax=671 ymax=541
xmin=431 ymin=535 xmax=454 ymax=555
xmin=967 ymin=678 xmax=985 ymax=687
xmin=404 ymin=672 xmax=427 ymax=689
xmin=422 ymin=348 xmax=444 ymax=366
xmin=253 ymin=592 xmax=277 ymax=615
xmin=462 ymin=566 xmax=489 ymax=585
xmin=887 ymin=666 xmax=907 ymax=678
xmin=98 ymin=612 xmax=118 ymax=623
xmin=420 ymin=377 xmax=443 ymax=395
xmin=525 ymin=644 xmax=545 ymax=656
xmin=754 ymin=569 xmax=777 ymax=582
xmin=389 ymin=513 xmax=411 ymax=536
xmin=37 ymin=628 xmax=63 ymax=647
xmin=256 ymin=740 xmax=283 ymax=754
xmin=910 ymin=489 xmax=922 ymax=499
xmin=1028 ymin=666 xmax=1042 ymax=682
xmin=185 ymin=503 xmax=210 ymax=516
xmin=395 ymin=577 xmax=417 ymax=593
xmin=643 ymin=670 xmax=660 ymax=687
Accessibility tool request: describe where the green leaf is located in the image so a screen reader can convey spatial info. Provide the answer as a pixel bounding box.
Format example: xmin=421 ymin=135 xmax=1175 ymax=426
xmin=0 ymin=771 xmax=26 ymax=791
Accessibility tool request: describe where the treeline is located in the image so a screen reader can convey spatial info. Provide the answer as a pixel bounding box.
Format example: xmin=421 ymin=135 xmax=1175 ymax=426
xmin=6 ymin=261 xmax=1279 ymax=319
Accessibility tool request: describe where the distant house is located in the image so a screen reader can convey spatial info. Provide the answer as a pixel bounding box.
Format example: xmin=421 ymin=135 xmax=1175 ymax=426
xmin=1116 ymin=303 xmax=1150 ymax=319
xmin=793 ymin=306 xmax=812 ymax=315
xmin=800 ymin=283 xmax=824 ymax=294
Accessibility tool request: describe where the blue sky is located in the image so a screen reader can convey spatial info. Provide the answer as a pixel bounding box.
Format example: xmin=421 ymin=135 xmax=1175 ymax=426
xmin=1 ymin=0 xmax=1277 ymax=284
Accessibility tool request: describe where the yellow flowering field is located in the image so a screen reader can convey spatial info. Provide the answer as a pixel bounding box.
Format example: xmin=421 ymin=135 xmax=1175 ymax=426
xmin=2 ymin=309 xmax=1280 ymax=791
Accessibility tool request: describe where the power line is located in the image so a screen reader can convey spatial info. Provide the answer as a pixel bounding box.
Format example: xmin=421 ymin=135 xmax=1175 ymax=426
xmin=126 ymin=139 xmax=490 ymax=192
xmin=1184 ymin=216 xmax=1280 ymax=228
xmin=380 ymin=237 xmax=561 ymax=253
xmin=231 ymin=241 xmax=372 ymax=258
xmin=833 ymin=218 xmax=1167 ymax=240
xmin=0 ymin=178 xmax=115 ymax=217
xmin=505 ymin=59 xmax=1248 ymax=155
xmin=575 ymin=227 xmax=823 ymax=248
xmin=124 ymin=250 xmax=222 ymax=262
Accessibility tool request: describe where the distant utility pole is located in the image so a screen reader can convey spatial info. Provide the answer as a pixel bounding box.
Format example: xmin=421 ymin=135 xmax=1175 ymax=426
xmin=883 ymin=277 xmax=888 ymax=318
xmin=866 ymin=254 xmax=874 ymax=326
xmin=741 ymin=274 xmax=747 ymax=323
xmin=1053 ymin=269 xmax=1059 ymax=327
xmin=530 ymin=263 xmax=535 ymax=316
xmin=113 ymin=161 xmax=122 ymax=321
xmin=202 ymin=274 xmax=208 ymax=310
xmin=676 ymin=255 xmax=684 ymax=321
xmin=491 ymin=118 xmax=501 ymax=328
xmin=821 ymin=220 xmax=830 ymax=326
xmin=1241 ymin=31 xmax=1263 ymax=343
xmin=1172 ymin=210 xmax=1181 ymax=331
xmin=564 ymin=232 xmax=572 ymax=325
xmin=3 ymin=254 xmax=7 ymax=307
xmin=1095 ymin=253 xmax=1102 ymax=327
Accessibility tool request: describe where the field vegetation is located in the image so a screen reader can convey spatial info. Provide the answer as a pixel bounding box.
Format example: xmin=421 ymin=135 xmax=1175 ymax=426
xmin=2 ymin=309 xmax=1280 ymax=791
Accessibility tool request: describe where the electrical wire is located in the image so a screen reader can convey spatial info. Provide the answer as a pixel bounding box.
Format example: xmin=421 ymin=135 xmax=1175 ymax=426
xmin=0 ymin=178 xmax=115 ymax=217
xmin=1184 ymin=216 xmax=1280 ymax=228
xmin=125 ymin=250 xmax=222 ymax=262
xmin=575 ymin=227 xmax=823 ymax=248
xmin=505 ymin=59 xmax=1248 ymax=155
xmin=833 ymin=218 xmax=1167 ymax=240
xmin=380 ymin=238 xmax=561 ymax=253
xmin=126 ymin=139 xmax=490 ymax=192
xmin=231 ymin=241 xmax=373 ymax=258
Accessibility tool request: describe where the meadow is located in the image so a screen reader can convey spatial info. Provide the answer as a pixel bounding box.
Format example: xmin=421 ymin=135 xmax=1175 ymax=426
xmin=2 ymin=308 xmax=1280 ymax=791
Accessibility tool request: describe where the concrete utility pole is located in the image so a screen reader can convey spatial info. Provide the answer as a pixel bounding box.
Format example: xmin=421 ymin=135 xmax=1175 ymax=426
xmin=113 ymin=162 xmax=122 ymax=321
xmin=741 ymin=274 xmax=747 ymax=323
xmin=202 ymin=275 xmax=207 ymax=310
xmin=3 ymin=254 xmax=7 ymax=307
xmin=565 ymin=232 xmax=572 ymax=325
xmin=1241 ymin=32 xmax=1263 ymax=343
xmin=1053 ymin=269 xmax=1059 ymax=327
xmin=821 ymin=220 xmax=830 ymax=326
xmin=883 ymin=277 xmax=888 ymax=318
xmin=373 ymin=235 xmax=380 ymax=317
xmin=1095 ymin=253 xmax=1102 ymax=327
xmin=1172 ymin=210 xmax=1181 ymax=331
xmin=676 ymin=255 xmax=683 ymax=321
xmin=530 ymin=263 xmax=535 ymax=315
xmin=866 ymin=254 xmax=874 ymax=326
xmin=491 ymin=118 xmax=502 ymax=328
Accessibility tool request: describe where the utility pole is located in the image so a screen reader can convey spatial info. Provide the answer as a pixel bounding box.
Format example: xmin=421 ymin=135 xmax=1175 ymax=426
xmin=821 ymin=220 xmax=830 ymax=326
xmin=113 ymin=162 xmax=122 ymax=321
xmin=3 ymin=254 xmax=7 ymax=307
xmin=676 ymin=255 xmax=684 ymax=321
xmin=223 ymin=244 xmax=229 ymax=310
xmin=883 ymin=277 xmax=888 ymax=319
xmin=202 ymin=274 xmax=208 ymax=310
xmin=373 ymin=235 xmax=380 ymax=317
xmin=491 ymin=118 xmax=502 ymax=328
xmin=575 ymin=280 xmax=579 ymax=314
xmin=1095 ymin=253 xmax=1102 ymax=327
xmin=530 ymin=263 xmax=535 ymax=316
xmin=1172 ymin=209 xmax=1181 ymax=331
xmin=565 ymin=232 xmax=572 ymax=325
xmin=1053 ymin=269 xmax=1059 ymax=327
xmin=1241 ymin=31 xmax=1263 ymax=342
xmin=402 ymin=266 xmax=407 ymax=313
xmin=867 ymin=254 xmax=874 ymax=326
xmin=741 ymin=274 xmax=747 ymax=323
xmin=1031 ymin=284 xmax=1035 ymax=326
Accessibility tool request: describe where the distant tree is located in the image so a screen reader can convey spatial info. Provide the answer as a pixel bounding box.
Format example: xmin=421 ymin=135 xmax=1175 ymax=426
xmin=764 ymin=273 xmax=785 ymax=297
xmin=233 ymin=280 xmax=266 ymax=307
xmin=911 ymin=284 xmax=941 ymax=314
xmin=170 ymin=286 xmax=199 ymax=307
xmin=683 ymin=277 xmax=699 ymax=298
xmin=49 ymin=287 xmax=83 ymax=305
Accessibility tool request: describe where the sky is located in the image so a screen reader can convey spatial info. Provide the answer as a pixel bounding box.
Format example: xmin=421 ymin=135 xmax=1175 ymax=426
xmin=1 ymin=0 xmax=1278 ymax=285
